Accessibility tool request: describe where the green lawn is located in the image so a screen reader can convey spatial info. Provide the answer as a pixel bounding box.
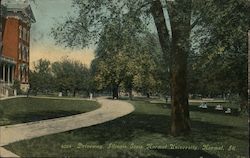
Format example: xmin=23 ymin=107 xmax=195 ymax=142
xmin=0 ymin=97 xmax=100 ymax=126
xmin=4 ymin=98 xmax=249 ymax=158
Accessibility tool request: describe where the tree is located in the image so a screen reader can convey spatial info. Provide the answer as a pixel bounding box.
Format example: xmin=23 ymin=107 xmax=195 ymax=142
xmin=30 ymin=58 xmax=90 ymax=97
xmin=189 ymin=0 xmax=249 ymax=108
xmin=132 ymin=33 xmax=165 ymax=97
xmin=29 ymin=59 xmax=53 ymax=94
xmin=91 ymin=21 xmax=163 ymax=99
xmin=52 ymin=58 xmax=90 ymax=97
xmin=90 ymin=16 xmax=140 ymax=99
xmin=90 ymin=14 xmax=164 ymax=100
xmin=51 ymin=0 xmax=198 ymax=136
xmin=151 ymin=0 xmax=192 ymax=135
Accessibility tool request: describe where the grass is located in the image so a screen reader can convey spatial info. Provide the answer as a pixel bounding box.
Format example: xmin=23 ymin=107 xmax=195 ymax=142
xmin=0 ymin=97 xmax=100 ymax=126
xmin=4 ymin=97 xmax=249 ymax=158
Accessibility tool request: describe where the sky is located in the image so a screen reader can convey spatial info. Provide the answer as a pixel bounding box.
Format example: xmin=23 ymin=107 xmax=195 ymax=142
xmin=2 ymin=0 xmax=166 ymax=69
xmin=26 ymin=0 xmax=161 ymax=69
xmin=26 ymin=0 xmax=95 ymax=68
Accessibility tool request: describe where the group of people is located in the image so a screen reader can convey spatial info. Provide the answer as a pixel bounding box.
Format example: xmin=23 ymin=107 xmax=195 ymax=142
xmin=198 ymin=102 xmax=232 ymax=114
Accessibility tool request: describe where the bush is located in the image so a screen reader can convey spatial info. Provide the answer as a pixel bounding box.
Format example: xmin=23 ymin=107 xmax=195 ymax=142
xmin=12 ymin=80 xmax=22 ymax=95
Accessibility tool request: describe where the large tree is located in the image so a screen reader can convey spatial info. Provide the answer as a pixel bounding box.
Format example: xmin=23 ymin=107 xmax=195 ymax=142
xmin=132 ymin=33 xmax=165 ymax=97
xmin=29 ymin=59 xmax=53 ymax=94
xmin=51 ymin=0 xmax=201 ymax=136
xmin=52 ymin=58 xmax=90 ymax=96
xmin=189 ymin=0 xmax=249 ymax=108
xmin=91 ymin=15 xmax=143 ymax=99
xmin=156 ymin=0 xmax=192 ymax=135
xmin=91 ymin=18 xmax=162 ymax=99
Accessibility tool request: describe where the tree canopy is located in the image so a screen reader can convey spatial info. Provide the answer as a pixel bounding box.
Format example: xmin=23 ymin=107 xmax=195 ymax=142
xmin=91 ymin=17 xmax=164 ymax=99
xmin=50 ymin=0 xmax=249 ymax=136
xmin=189 ymin=0 xmax=249 ymax=103
xmin=29 ymin=58 xmax=90 ymax=97
xmin=29 ymin=59 xmax=53 ymax=94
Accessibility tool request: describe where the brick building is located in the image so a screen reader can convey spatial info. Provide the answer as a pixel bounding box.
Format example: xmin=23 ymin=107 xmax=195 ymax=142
xmin=248 ymin=30 xmax=250 ymax=99
xmin=0 ymin=0 xmax=3 ymax=54
xmin=0 ymin=0 xmax=35 ymax=96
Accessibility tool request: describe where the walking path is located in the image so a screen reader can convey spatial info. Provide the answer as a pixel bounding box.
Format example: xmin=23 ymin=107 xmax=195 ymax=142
xmin=0 ymin=147 xmax=20 ymax=158
xmin=0 ymin=95 xmax=27 ymax=101
xmin=0 ymin=96 xmax=134 ymax=157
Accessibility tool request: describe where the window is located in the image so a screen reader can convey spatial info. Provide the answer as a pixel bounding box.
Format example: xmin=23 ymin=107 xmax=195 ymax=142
xmin=27 ymin=30 xmax=30 ymax=41
xmin=20 ymin=65 xmax=26 ymax=83
xmin=22 ymin=67 xmax=26 ymax=83
xmin=19 ymin=25 xmax=22 ymax=39
xmin=22 ymin=46 xmax=25 ymax=61
xmin=18 ymin=66 xmax=21 ymax=80
xmin=27 ymin=49 xmax=29 ymax=61
xmin=23 ymin=28 xmax=26 ymax=41
xmin=19 ymin=51 xmax=21 ymax=60
xmin=19 ymin=43 xmax=22 ymax=60
xmin=26 ymin=67 xmax=29 ymax=82
xmin=25 ymin=48 xmax=28 ymax=61
xmin=22 ymin=70 xmax=25 ymax=82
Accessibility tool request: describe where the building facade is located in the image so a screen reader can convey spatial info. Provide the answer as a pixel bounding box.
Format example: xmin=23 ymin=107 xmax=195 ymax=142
xmin=0 ymin=0 xmax=1 ymax=50
xmin=0 ymin=0 xmax=3 ymax=54
xmin=248 ymin=30 xmax=250 ymax=99
xmin=0 ymin=0 xmax=35 ymax=96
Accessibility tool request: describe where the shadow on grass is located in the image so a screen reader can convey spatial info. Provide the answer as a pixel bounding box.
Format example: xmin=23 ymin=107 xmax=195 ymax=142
xmin=83 ymin=113 xmax=244 ymax=143
xmin=5 ymin=110 xmax=86 ymax=125
xmin=4 ymin=97 xmax=248 ymax=157
xmin=66 ymin=112 xmax=246 ymax=157
xmin=5 ymin=110 xmax=248 ymax=157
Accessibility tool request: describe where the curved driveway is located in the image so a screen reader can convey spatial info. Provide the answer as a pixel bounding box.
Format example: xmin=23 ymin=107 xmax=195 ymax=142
xmin=0 ymin=97 xmax=134 ymax=147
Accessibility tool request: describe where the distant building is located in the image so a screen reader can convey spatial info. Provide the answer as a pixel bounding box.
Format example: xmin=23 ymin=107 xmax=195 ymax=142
xmin=0 ymin=0 xmax=35 ymax=96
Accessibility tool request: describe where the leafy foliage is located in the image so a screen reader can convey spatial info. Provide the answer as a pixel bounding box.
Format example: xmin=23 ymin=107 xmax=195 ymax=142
xmin=29 ymin=59 xmax=53 ymax=94
xmin=29 ymin=58 xmax=90 ymax=96
xmin=52 ymin=58 xmax=90 ymax=96
xmin=91 ymin=25 xmax=164 ymax=97
xmin=50 ymin=0 xmax=249 ymax=135
xmin=189 ymin=0 xmax=250 ymax=101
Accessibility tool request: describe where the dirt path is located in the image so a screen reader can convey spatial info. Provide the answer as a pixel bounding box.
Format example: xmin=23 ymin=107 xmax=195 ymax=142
xmin=0 ymin=97 xmax=134 ymax=157
xmin=0 ymin=147 xmax=20 ymax=157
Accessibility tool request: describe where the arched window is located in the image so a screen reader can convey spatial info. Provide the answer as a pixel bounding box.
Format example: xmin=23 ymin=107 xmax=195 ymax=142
xmin=27 ymin=30 xmax=30 ymax=41
xmin=18 ymin=65 xmax=21 ymax=80
xmin=23 ymin=28 xmax=27 ymax=41
xmin=27 ymin=49 xmax=29 ymax=61
xmin=19 ymin=43 xmax=22 ymax=60
xmin=19 ymin=25 xmax=22 ymax=39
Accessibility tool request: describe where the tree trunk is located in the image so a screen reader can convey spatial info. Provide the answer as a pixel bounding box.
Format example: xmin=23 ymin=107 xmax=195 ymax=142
xmin=112 ymin=85 xmax=119 ymax=99
xmin=168 ymin=0 xmax=192 ymax=136
xmin=151 ymin=0 xmax=192 ymax=136
xmin=170 ymin=42 xmax=191 ymax=136
xmin=239 ymin=80 xmax=248 ymax=113
xmin=129 ymin=89 xmax=133 ymax=100
xmin=151 ymin=0 xmax=170 ymax=64
xmin=64 ymin=90 xmax=68 ymax=96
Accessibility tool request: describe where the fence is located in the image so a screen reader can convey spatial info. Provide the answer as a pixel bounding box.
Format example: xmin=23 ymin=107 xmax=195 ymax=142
xmin=0 ymin=83 xmax=14 ymax=98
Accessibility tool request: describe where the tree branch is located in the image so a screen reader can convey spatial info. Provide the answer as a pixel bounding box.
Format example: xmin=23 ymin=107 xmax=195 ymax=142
xmin=134 ymin=1 xmax=152 ymax=15
xmin=191 ymin=16 xmax=201 ymax=29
